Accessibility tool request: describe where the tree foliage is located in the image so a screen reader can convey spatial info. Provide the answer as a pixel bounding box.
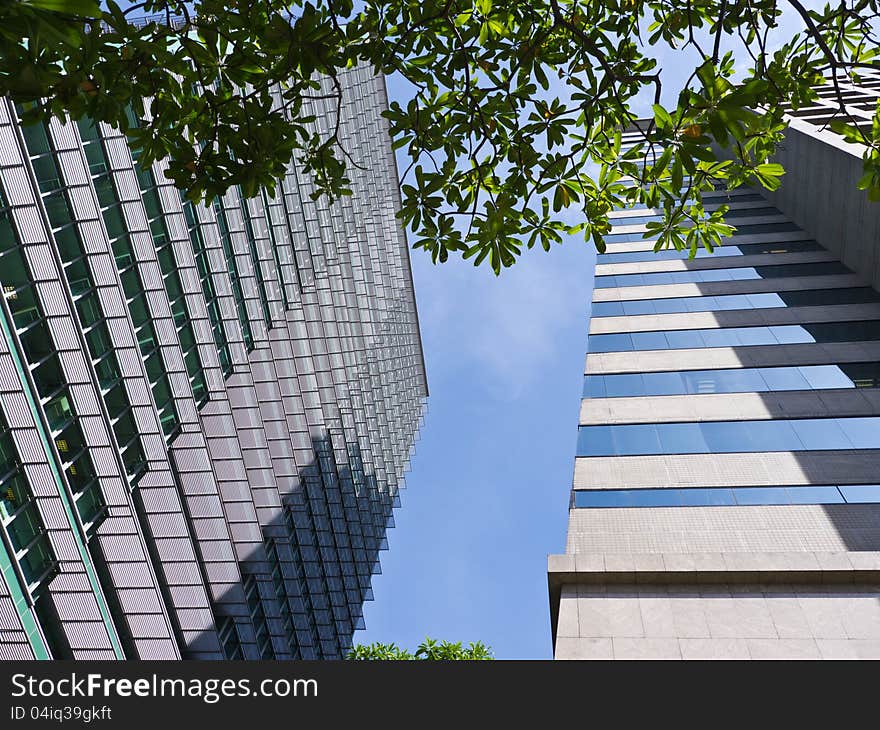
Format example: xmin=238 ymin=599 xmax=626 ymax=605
xmin=3 ymin=0 xmax=880 ymax=273
xmin=347 ymin=637 xmax=493 ymax=660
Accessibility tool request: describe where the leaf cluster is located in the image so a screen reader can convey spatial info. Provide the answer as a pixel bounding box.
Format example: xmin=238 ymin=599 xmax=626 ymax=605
xmin=347 ymin=637 xmax=494 ymax=660
xmin=3 ymin=0 xmax=880 ymax=272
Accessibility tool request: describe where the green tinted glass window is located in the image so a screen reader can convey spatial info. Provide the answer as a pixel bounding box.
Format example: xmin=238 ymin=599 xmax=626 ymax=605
xmin=53 ymin=226 xmax=84 ymax=263
xmin=20 ymin=122 xmax=51 ymax=156
xmin=104 ymin=382 xmax=129 ymax=419
xmin=76 ymin=118 xmax=100 ymax=142
xmin=0 ymin=248 xmax=32 ymax=290
xmin=65 ymin=451 xmax=95 ymax=493
xmin=83 ymin=143 xmax=106 ymax=175
xmin=93 ymin=353 xmax=120 ymax=389
xmin=142 ymin=188 xmax=162 ymax=219
xmin=0 ymin=473 xmax=30 ymax=522
xmin=102 ymin=207 xmax=126 ymax=240
xmin=75 ymin=291 xmax=102 ymax=329
xmin=0 ymin=430 xmax=19 ymax=477
xmin=19 ymin=321 xmax=53 ymax=363
xmin=6 ymin=284 xmax=40 ymax=330
xmin=64 ymin=257 xmax=93 ymax=296
xmin=18 ymin=533 xmax=55 ymax=585
xmin=74 ymin=481 xmax=104 ymax=525
xmin=43 ymin=390 xmax=74 ymax=433
xmin=7 ymin=501 xmax=43 ymax=552
xmin=128 ymin=294 xmax=150 ymax=328
xmin=54 ymin=421 xmax=85 ymax=463
xmin=42 ymin=190 xmax=73 ymax=229
xmin=93 ymin=176 xmax=116 ymax=209
xmin=31 ymin=156 xmax=61 ymax=194
xmin=120 ymin=268 xmax=141 ymax=300
xmin=84 ymin=321 xmax=112 ymax=358
xmin=31 ymin=355 xmax=65 ymax=396
xmin=121 ymin=441 xmax=146 ymax=478
xmin=0 ymin=209 xmax=16 ymax=255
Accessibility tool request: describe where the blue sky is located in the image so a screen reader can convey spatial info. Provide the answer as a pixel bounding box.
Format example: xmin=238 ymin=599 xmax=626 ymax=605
xmin=358 ymin=70 xmax=597 ymax=657
xmin=354 ymin=5 xmax=814 ymax=659
xmin=356 ymin=227 xmax=595 ymax=659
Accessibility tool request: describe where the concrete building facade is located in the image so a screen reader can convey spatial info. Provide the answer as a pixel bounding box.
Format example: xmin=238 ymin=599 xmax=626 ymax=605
xmin=549 ymin=86 xmax=880 ymax=659
xmin=0 ymin=64 xmax=426 ymax=660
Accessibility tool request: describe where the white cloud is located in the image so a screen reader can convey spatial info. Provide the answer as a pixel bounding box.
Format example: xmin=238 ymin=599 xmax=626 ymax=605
xmin=412 ymin=238 xmax=593 ymax=401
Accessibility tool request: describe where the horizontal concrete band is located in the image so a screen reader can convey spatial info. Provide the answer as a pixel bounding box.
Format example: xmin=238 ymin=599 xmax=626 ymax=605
xmin=572 ymin=449 xmax=880 ymax=489
xmin=602 ymin=229 xmax=814 ymax=254
xmin=546 ymin=550 xmax=880 ymax=648
xmin=591 ymin=273 xmax=865 ymax=302
xmin=585 ymin=340 xmax=880 ymax=374
xmin=595 ymin=249 xmax=833 ymax=277
xmin=580 ymin=387 xmax=880 ymax=425
xmin=588 ymin=302 xmax=880 ymax=335
xmin=608 ymin=214 xmax=788 ymax=236
xmin=548 ymin=550 xmax=880 ymax=584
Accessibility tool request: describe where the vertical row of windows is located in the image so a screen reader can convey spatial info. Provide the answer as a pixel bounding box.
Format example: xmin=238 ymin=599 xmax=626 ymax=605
xmin=260 ymin=188 xmax=292 ymax=310
xmin=237 ymin=189 xmax=274 ymax=328
xmin=211 ymin=199 xmax=254 ymax=351
xmin=216 ymin=615 xmax=243 ymax=660
xmin=243 ymin=572 xmax=274 ymax=660
xmin=129 ymin=152 xmax=210 ymax=408
xmin=76 ymin=119 xmax=181 ymax=439
xmin=17 ymin=114 xmax=148 ymax=482
xmin=266 ymin=535 xmax=309 ymax=657
xmin=181 ymin=199 xmax=234 ymax=377
xmin=0 ymin=408 xmax=58 ymax=591
xmin=0 ymin=188 xmax=108 ymax=525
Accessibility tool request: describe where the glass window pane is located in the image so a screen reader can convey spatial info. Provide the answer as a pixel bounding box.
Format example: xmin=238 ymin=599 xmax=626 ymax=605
xmin=629 ymin=332 xmax=667 ymax=351
xmin=642 ymin=371 xmax=684 ymax=395
xmin=43 ymin=390 xmax=74 ymax=432
xmin=733 ymin=487 xmax=788 ymax=505
xmin=576 ymin=426 xmax=614 ymax=457
xmin=700 ymin=421 xmax=750 ymax=452
xmin=21 ymin=122 xmax=52 ymax=155
xmin=839 ymin=484 xmax=880 ymax=503
xmin=799 ymin=365 xmax=854 ymax=390
xmin=657 ymin=422 xmax=708 ymax=454
xmin=7 ymin=284 xmax=41 ymax=331
xmin=574 ymin=490 xmax=635 ymax=508
xmin=836 ymin=418 xmax=880 ymax=448
xmin=621 ymin=300 xmax=654 ymax=315
xmin=785 ymin=486 xmax=844 ymax=504
xmin=0 ymin=473 xmax=30 ymax=522
xmin=679 ymin=488 xmax=736 ymax=506
xmin=604 ymin=373 xmax=644 ymax=398
xmin=666 ymin=330 xmax=704 ymax=349
xmin=75 ymin=292 xmax=103 ymax=328
xmin=771 ymin=325 xmax=814 ymax=344
xmin=611 ymin=424 xmax=661 ymax=455
xmin=759 ymin=367 xmax=810 ymax=391
xmin=0 ymin=248 xmax=31 ymax=290
xmin=790 ymin=418 xmax=853 ymax=450
xmin=747 ymin=420 xmax=802 ymax=451
xmin=65 ymin=451 xmax=95 ymax=493
xmin=588 ymin=333 xmax=631 ymax=353
xmin=583 ymin=376 xmax=606 ymax=399
xmin=630 ymin=489 xmax=680 ymax=507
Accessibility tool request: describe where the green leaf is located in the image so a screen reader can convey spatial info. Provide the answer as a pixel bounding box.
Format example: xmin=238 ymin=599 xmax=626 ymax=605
xmin=21 ymin=0 xmax=100 ymax=15
xmin=652 ymin=104 xmax=673 ymax=130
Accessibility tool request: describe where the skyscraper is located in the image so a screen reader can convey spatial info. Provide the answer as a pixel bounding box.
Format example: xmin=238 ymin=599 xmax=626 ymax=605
xmin=0 ymin=63 xmax=427 ymax=660
xmin=549 ymin=81 xmax=880 ymax=659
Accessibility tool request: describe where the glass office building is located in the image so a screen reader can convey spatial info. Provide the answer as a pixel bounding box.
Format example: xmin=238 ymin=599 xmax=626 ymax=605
xmin=549 ymin=81 xmax=880 ymax=659
xmin=0 ymin=64 xmax=427 ymax=660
